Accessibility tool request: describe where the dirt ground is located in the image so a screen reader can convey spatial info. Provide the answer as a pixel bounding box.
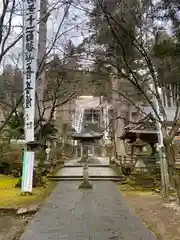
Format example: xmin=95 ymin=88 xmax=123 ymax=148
xmin=0 ymin=179 xmax=56 ymax=240
xmin=0 ymin=214 xmax=33 ymax=240
xmin=118 ymin=185 xmax=180 ymax=240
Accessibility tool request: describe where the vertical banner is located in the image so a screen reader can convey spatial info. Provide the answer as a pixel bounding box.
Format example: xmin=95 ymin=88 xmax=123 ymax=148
xmin=23 ymin=0 xmax=38 ymax=142
xmin=22 ymin=0 xmax=38 ymax=193
xmin=21 ymin=151 xmax=35 ymax=193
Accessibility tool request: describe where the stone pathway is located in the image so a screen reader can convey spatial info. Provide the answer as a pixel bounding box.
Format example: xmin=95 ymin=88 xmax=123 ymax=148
xmin=20 ymin=181 xmax=156 ymax=240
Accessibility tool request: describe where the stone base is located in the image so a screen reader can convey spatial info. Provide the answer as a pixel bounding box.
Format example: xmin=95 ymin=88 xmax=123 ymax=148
xmin=130 ymin=173 xmax=155 ymax=188
xmin=78 ymin=180 xmax=92 ymax=189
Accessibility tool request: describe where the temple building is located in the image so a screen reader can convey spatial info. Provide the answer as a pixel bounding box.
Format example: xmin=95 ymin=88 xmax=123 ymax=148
xmin=120 ymin=106 xmax=180 ymax=159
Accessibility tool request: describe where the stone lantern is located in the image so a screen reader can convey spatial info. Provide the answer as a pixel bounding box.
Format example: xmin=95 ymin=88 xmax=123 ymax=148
xmin=71 ymin=124 xmax=103 ymax=189
xmin=44 ymin=135 xmax=55 ymax=164
xmin=131 ymin=136 xmax=152 ymax=172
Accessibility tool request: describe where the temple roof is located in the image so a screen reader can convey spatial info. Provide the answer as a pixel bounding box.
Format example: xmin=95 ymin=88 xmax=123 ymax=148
xmin=121 ymin=107 xmax=180 ymax=143
xmin=71 ymin=124 xmax=103 ymax=140
xmin=124 ymin=114 xmax=157 ymax=135
xmin=139 ymin=106 xmax=177 ymax=123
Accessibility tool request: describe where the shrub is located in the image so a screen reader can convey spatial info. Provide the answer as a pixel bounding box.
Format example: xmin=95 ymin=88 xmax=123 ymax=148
xmin=121 ymin=166 xmax=133 ymax=176
xmin=151 ymin=166 xmax=161 ymax=181
xmin=0 ymin=141 xmax=22 ymax=175
xmin=50 ymin=147 xmax=63 ymax=163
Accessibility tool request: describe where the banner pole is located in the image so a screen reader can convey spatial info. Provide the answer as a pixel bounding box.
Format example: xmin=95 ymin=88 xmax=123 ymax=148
xmin=21 ymin=0 xmax=38 ymax=195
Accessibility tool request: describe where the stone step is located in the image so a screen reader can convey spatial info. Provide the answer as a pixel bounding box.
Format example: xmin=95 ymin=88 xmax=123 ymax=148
xmin=48 ymin=175 xmax=125 ymax=182
xmin=64 ymin=165 xmax=109 ymax=168
xmin=49 ymin=175 xmax=123 ymax=178
xmin=48 ymin=177 xmax=125 ymax=182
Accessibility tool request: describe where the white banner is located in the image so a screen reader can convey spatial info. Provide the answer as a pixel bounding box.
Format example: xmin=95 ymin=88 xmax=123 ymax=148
xmin=23 ymin=0 xmax=38 ymax=142
xmin=21 ymin=151 xmax=35 ymax=193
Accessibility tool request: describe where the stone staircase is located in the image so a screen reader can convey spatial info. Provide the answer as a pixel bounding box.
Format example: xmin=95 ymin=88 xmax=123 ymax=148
xmin=48 ymin=157 xmax=124 ymax=182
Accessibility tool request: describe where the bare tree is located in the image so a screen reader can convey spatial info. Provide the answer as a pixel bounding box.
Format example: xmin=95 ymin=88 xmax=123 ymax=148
xmin=35 ymin=61 xmax=78 ymax=142
xmin=0 ymin=0 xmax=85 ymax=132
xmin=0 ymin=0 xmax=22 ymax=63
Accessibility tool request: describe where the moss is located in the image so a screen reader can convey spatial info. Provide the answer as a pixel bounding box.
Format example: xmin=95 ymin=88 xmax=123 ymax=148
xmin=117 ymin=184 xmax=155 ymax=195
xmin=0 ymin=174 xmax=55 ymax=208
xmin=117 ymin=178 xmax=156 ymax=192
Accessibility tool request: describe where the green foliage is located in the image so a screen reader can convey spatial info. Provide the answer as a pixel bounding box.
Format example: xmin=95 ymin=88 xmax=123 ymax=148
xmin=153 ymin=40 xmax=178 ymax=58
xmin=153 ymin=1 xmax=180 ymax=87
xmin=37 ymin=122 xmax=58 ymax=141
xmin=63 ymin=143 xmax=74 ymax=158
xmin=152 ymin=32 xmax=180 ymax=89
xmin=0 ymin=141 xmax=22 ymax=175
xmin=4 ymin=112 xmax=24 ymax=140
xmin=0 ymin=65 xmax=23 ymax=104
xmin=75 ymin=0 xmax=153 ymax=103
xmin=151 ymin=166 xmax=161 ymax=182
xmin=50 ymin=147 xmax=63 ymax=163
xmin=36 ymin=148 xmax=46 ymax=166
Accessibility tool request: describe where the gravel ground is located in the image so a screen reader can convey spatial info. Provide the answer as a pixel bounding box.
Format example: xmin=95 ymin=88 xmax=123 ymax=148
xmin=20 ymin=181 xmax=156 ymax=240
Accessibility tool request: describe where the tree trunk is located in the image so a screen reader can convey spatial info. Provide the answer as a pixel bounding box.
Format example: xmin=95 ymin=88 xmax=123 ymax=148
xmin=164 ymin=136 xmax=180 ymax=203
xmin=163 ymin=138 xmax=176 ymax=186
xmin=111 ymin=69 xmax=126 ymax=157
xmin=36 ymin=0 xmax=48 ymax=119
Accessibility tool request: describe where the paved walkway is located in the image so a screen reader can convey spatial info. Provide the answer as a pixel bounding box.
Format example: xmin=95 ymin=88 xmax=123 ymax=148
xmin=20 ymin=182 xmax=156 ymax=240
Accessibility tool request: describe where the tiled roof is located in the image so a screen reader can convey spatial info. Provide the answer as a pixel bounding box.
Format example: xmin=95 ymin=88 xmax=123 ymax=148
xmin=124 ymin=106 xmax=177 ymax=134
xmin=142 ymin=106 xmax=177 ymax=122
